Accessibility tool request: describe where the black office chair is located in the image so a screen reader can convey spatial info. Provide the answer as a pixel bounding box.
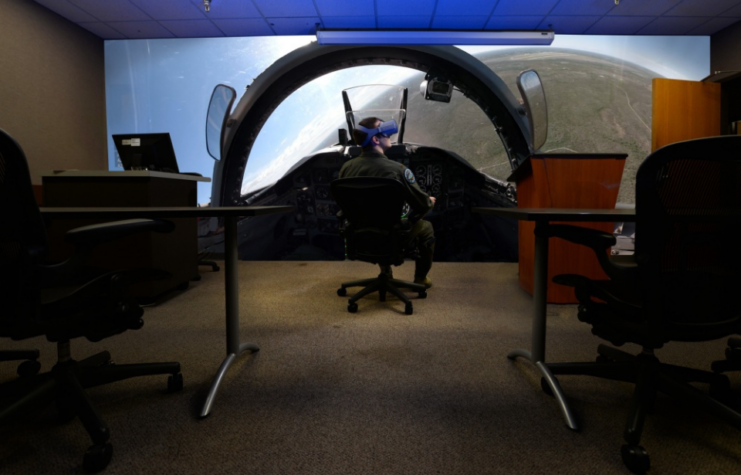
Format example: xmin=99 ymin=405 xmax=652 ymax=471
xmin=0 ymin=128 xmax=183 ymax=472
xmin=331 ymin=177 xmax=428 ymax=315
xmin=536 ymin=135 xmax=741 ymax=474
xmin=0 ymin=349 xmax=41 ymax=377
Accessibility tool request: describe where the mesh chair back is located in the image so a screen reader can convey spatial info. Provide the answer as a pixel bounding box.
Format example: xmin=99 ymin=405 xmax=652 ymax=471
xmin=0 ymin=129 xmax=47 ymax=324
xmin=635 ymin=136 xmax=741 ymax=330
xmin=330 ymin=177 xmax=408 ymax=264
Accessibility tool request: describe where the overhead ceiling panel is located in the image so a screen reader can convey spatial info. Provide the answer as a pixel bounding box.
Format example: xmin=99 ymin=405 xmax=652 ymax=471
xmin=549 ymin=0 xmax=615 ymax=16
xmin=606 ymin=0 xmax=683 ymax=16
xmin=187 ymin=0 xmax=262 ymax=18
xmin=376 ymin=0 xmax=435 ymax=17
xmin=251 ymin=0 xmax=318 ymax=18
xmin=34 ymin=0 xmax=97 ymax=22
xmin=314 ymin=0 xmax=374 ymax=17
xmin=78 ymin=22 xmax=127 ymax=39
xmin=157 ymin=20 xmax=225 ymax=38
xmin=537 ymin=15 xmax=601 ymax=34
xmin=486 ymin=16 xmax=546 ymax=30
xmin=128 ymin=0 xmax=205 ymax=20
xmin=109 ymin=21 xmax=176 ymax=39
xmin=586 ymin=16 xmax=656 ymax=35
xmin=492 ymin=0 xmax=560 ymax=16
xmin=377 ymin=16 xmax=432 ymax=28
xmin=435 ymin=0 xmax=495 ymax=17
xmin=665 ymin=0 xmax=741 ymax=16
xmin=211 ymin=18 xmax=275 ymax=36
xmin=322 ymin=16 xmax=377 ymax=29
xmin=66 ymin=0 xmax=150 ymax=22
xmin=431 ymin=16 xmax=489 ymax=29
xmin=267 ymin=17 xmax=322 ymax=35
xmin=688 ymin=16 xmax=741 ymax=34
xmin=637 ymin=16 xmax=711 ymax=34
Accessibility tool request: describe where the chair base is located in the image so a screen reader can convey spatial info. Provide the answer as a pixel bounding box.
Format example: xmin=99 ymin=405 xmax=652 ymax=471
xmin=338 ymin=272 xmax=427 ymax=315
xmin=543 ymin=344 xmax=741 ymax=474
xmin=0 ymin=347 xmax=182 ymax=472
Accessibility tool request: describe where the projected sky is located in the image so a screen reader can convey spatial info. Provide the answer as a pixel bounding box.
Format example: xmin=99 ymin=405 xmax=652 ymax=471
xmin=105 ymin=35 xmax=709 ymax=205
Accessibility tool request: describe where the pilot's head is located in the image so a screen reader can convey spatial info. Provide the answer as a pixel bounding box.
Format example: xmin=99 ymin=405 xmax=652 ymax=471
xmin=353 ymin=117 xmax=397 ymax=152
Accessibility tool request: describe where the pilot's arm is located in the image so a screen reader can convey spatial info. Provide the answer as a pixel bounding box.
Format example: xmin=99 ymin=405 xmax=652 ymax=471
xmin=398 ymin=166 xmax=434 ymax=219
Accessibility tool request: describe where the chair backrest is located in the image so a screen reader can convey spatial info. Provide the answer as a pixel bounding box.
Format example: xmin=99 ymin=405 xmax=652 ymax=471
xmin=635 ymin=135 xmax=741 ymax=329
xmin=0 ymin=128 xmax=47 ymax=322
xmin=330 ymin=177 xmax=408 ymax=265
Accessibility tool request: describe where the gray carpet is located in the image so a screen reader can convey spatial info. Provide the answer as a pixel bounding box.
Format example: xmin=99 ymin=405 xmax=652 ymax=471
xmin=1 ymin=261 xmax=740 ymax=474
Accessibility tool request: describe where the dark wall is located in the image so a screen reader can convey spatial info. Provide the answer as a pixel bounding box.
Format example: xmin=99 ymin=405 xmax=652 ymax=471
xmin=0 ymin=0 xmax=107 ymax=185
xmin=711 ymin=20 xmax=741 ymax=74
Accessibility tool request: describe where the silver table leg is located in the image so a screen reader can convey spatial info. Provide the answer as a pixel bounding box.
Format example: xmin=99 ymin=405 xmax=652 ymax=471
xmin=200 ymin=215 xmax=259 ymax=418
xmin=507 ymin=221 xmax=578 ymax=431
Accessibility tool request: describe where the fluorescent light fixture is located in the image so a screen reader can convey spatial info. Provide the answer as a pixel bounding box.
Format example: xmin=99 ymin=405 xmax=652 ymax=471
xmin=316 ymin=30 xmax=554 ymax=46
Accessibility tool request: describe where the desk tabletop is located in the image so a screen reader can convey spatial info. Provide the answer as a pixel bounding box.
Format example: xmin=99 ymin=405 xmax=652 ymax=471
xmin=472 ymin=207 xmax=636 ymax=222
xmin=40 ymin=206 xmax=294 ymax=219
xmin=41 ymin=170 xmax=211 ymax=182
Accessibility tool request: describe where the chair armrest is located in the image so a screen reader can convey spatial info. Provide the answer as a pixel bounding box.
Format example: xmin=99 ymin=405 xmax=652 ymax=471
xmin=64 ymin=219 xmax=175 ymax=246
xmin=537 ymin=224 xmax=636 ymax=283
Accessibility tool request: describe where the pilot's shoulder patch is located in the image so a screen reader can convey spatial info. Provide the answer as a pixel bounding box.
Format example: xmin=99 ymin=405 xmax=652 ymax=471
xmin=403 ymin=168 xmax=416 ymax=184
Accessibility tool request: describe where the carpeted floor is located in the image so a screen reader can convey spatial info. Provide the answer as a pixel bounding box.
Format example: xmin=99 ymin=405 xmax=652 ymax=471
xmin=1 ymin=261 xmax=740 ymax=474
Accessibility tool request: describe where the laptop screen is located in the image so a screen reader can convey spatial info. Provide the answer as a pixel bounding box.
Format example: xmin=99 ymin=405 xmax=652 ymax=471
xmin=112 ymin=133 xmax=179 ymax=173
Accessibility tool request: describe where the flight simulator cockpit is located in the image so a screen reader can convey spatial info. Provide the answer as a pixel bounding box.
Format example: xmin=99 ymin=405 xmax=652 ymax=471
xmin=202 ymin=43 xmax=549 ymax=263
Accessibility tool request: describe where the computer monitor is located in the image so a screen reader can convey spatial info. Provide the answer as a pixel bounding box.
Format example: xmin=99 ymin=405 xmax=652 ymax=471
xmin=112 ymin=132 xmax=179 ymax=173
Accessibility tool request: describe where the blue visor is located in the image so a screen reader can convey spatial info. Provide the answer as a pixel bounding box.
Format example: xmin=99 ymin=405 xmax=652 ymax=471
xmin=357 ymin=120 xmax=399 ymax=147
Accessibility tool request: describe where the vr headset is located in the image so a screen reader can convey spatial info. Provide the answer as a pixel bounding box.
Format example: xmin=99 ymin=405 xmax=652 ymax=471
xmin=357 ymin=119 xmax=399 ymax=147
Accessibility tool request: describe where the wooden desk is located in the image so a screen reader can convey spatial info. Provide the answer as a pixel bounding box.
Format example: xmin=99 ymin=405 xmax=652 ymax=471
xmin=41 ymin=205 xmax=295 ymax=418
xmin=41 ymin=171 xmax=210 ymax=302
xmin=472 ymin=207 xmax=636 ymax=431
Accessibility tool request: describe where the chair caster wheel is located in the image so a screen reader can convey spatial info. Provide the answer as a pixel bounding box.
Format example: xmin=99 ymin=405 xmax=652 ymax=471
xmin=621 ymin=444 xmax=650 ymax=474
xmin=405 ymin=303 xmax=413 ymax=315
xmin=168 ymin=373 xmax=184 ymax=392
xmin=337 ymin=288 xmax=347 ymax=297
xmin=348 ymin=302 xmax=358 ymax=313
xmin=83 ymin=442 xmax=113 ymax=472
xmin=418 ymin=290 xmax=427 ymax=298
xmin=17 ymin=359 xmax=41 ymax=377
xmin=176 ymin=281 xmax=190 ymax=291
xmin=540 ymin=377 xmax=554 ymax=397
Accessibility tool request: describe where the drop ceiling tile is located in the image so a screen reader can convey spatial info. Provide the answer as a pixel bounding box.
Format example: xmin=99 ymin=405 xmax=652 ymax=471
xmin=435 ymin=0 xmax=495 ymax=16
xmin=158 ymin=19 xmax=225 ymax=37
xmin=637 ymin=16 xmax=711 ymax=34
xmin=721 ymin=3 xmax=741 ymax=16
xmin=377 ymin=16 xmax=432 ymax=28
xmin=664 ymin=0 xmax=741 ymax=17
xmin=431 ymin=16 xmax=489 ymax=29
xmin=537 ymin=15 xmax=600 ymax=34
xmin=549 ymin=0 xmax=615 ymax=16
xmin=314 ymin=0 xmax=374 ymax=16
xmin=187 ymin=0 xmax=262 ymax=18
xmin=321 ymin=16 xmax=377 ymax=29
xmin=211 ymin=18 xmax=275 ymax=36
xmin=606 ymin=0 xmax=682 ymax=16
xmin=266 ymin=17 xmax=321 ymax=35
xmin=586 ymin=15 xmax=656 ymax=35
xmin=252 ymin=0 xmax=318 ymax=17
xmin=34 ymin=0 xmax=98 ymax=22
xmin=492 ymin=0 xmax=560 ymax=16
xmin=688 ymin=16 xmax=741 ymax=35
xmin=77 ymin=22 xmax=127 ymax=39
xmin=128 ymin=0 xmax=205 ymax=20
xmin=486 ymin=16 xmax=545 ymax=30
xmin=107 ymin=21 xmax=176 ymax=39
xmin=376 ymin=0 xmax=435 ymax=16
xmin=67 ymin=0 xmax=151 ymax=22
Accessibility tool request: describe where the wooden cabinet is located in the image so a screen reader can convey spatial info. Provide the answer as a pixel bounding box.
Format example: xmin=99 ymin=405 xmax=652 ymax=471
xmin=41 ymin=171 xmax=210 ymax=303
xmin=511 ymin=154 xmax=626 ymax=303
xmin=652 ymin=78 xmax=721 ymax=150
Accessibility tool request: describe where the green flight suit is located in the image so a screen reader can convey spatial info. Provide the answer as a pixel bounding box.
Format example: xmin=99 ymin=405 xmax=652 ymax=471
xmin=338 ymin=150 xmax=435 ymax=280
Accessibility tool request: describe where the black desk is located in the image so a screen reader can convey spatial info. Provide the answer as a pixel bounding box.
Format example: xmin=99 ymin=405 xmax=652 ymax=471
xmin=472 ymin=207 xmax=636 ymax=430
xmin=41 ymin=206 xmax=294 ymax=417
